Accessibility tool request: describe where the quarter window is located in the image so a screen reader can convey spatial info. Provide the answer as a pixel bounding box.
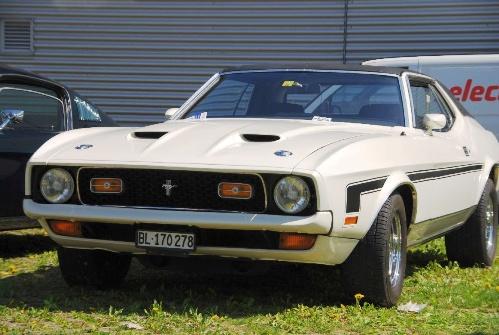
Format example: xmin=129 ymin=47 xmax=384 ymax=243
xmin=75 ymin=96 xmax=101 ymax=122
xmin=410 ymin=81 xmax=454 ymax=131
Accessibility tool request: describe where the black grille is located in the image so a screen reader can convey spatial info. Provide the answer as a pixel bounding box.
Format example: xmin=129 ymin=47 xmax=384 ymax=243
xmin=77 ymin=168 xmax=266 ymax=213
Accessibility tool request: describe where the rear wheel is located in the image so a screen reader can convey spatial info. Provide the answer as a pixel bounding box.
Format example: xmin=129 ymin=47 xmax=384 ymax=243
xmin=57 ymin=247 xmax=131 ymax=289
xmin=341 ymin=193 xmax=407 ymax=307
xmin=445 ymin=179 xmax=498 ymax=267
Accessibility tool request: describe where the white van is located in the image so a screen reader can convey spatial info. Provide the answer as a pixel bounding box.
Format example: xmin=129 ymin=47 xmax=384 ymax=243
xmin=364 ymin=54 xmax=499 ymax=137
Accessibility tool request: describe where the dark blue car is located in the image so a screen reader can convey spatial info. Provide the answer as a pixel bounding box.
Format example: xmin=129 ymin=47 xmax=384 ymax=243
xmin=0 ymin=64 xmax=116 ymax=230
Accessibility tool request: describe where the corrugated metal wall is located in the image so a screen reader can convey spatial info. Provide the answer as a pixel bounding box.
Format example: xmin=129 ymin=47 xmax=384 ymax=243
xmin=0 ymin=0 xmax=345 ymax=125
xmin=346 ymin=0 xmax=499 ymax=62
xmin=0 ymin=0 xmax=498 ymax=125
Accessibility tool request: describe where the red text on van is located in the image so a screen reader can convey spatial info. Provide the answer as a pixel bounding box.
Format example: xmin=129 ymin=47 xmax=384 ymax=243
xmin=450 ymin=80 xmax=498 ymax=102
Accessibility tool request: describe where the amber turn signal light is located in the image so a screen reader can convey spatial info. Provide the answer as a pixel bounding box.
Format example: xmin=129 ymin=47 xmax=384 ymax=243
xmin=218 ymin=182 xmax=253 ymax=199
xmin=279 ymin=233 xmax=317 ymax=250
xmin=90 ymin=178 xmax=123 ymax=193
xmin=344 ymin=216 xmax=358 ymax=225
xmin=48 ymin=220 xmax=82 ymax=237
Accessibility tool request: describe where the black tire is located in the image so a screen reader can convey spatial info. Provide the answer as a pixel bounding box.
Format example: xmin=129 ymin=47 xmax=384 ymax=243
xmin=341 ymin=193 xmax=407 ymax=307
xmin=445 ymin=179 xmax=498 ymax=267
xmin=57 ymin=247 xmax=131 ymax=289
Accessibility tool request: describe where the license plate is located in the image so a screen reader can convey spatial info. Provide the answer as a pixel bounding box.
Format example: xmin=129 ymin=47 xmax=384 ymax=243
xmin=136 ymin=230 xmax=196 ymax=251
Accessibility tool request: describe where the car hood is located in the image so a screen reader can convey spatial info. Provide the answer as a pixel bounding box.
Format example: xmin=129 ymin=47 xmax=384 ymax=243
xmin=36 ymin=119 xmax=388 ymax=171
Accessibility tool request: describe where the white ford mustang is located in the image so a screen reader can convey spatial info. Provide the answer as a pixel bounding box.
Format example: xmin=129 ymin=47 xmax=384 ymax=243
xmin=24 ymin=64 xmax=498 ymax=306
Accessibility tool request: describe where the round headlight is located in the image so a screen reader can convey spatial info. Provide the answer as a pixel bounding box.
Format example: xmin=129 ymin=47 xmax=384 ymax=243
xmin=273 ymin=176 xmax=310 ymax=214
xmin=40 ymin=168 xmax=74 ymax=204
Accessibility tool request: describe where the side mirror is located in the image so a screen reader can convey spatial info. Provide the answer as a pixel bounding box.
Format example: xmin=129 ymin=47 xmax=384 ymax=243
xmin=0 ymin=109 xmax=24 ymax=130
xmin=423 ymin=113 xmax=446 ymax=132
xmin=165 ymin=107 xmax=179 ymax=121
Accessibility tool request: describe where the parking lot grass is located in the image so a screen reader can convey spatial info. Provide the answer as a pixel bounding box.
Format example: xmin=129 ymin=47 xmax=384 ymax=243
xmin=0 ymin=228 xmax=497 ymax=334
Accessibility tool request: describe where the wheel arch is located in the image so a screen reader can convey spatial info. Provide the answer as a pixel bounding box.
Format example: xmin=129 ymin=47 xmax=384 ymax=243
xmin=488 ymin=163 xmax=499 ymax=196
xmin=374 ymin=172 xmax=417 ymax=228
xmin=347 ymin=171 xmax=418 ymax=239
xmin=337 ymin=172 xmax=418 ymax=241
xmin=394 ymin=183 xmax=417 ymax=228
xmin=478 ymin=160 xmax=499 ymax=205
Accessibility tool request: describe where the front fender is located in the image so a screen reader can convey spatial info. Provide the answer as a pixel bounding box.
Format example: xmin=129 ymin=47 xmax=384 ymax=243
xmin=477 ymin=158 xmax=498 ymax=204
xmin=331 ymin=171 xmax=416 ymax=240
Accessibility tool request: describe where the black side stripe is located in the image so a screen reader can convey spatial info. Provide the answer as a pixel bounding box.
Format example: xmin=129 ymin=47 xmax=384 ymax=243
xmin=408 ymin=164 xmax=483 ymax=182
xmin=345 ymin=164 xmax=483 ymax=213
xmin=346 ymin=177 xmax=387 ymax=213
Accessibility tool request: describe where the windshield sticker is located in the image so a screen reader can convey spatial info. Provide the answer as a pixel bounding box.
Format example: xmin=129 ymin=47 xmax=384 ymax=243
xmin=312 ymin=116 xmax=332 ymax=122
xmin=282 ymin=80 xmax=303 ymax=88
xmin=187 ymin=112 xmax=208 ymax=120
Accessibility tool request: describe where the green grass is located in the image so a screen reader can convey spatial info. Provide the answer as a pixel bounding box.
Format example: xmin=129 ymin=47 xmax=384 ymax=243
xmin=0 ymin=229 xmax=497 ymax=334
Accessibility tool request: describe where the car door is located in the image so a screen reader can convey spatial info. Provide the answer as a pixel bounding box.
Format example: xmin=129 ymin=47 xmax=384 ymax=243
xmin=0 ymin=81 xmax=65 ymax=218
xmin=407 ymin=76 xmax=481 ymax=244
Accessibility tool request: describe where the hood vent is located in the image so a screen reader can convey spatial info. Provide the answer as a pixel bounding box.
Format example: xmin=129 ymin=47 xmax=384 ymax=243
xmin=133 ymin=131 xmax=167 ymax=139
xmin=242 ymin=134 xmax=280 ymax=142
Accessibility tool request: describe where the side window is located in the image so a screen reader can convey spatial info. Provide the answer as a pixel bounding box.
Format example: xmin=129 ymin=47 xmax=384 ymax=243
xmin=0 ymin=84 xmax=63 ymax=131
xmin=410 ymin=81 xmax=454 ymax=131
xmin=74 ymin=96 xmax=101 ymax=122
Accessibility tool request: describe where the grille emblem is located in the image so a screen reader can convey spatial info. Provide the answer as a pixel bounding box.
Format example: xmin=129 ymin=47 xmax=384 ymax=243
xmin=162 ymin=180 xmax=177 ymax=197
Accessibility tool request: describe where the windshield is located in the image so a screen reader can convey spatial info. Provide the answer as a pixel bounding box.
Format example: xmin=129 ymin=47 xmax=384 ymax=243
xmin=182 ymin=71 xmax=405 ymax=127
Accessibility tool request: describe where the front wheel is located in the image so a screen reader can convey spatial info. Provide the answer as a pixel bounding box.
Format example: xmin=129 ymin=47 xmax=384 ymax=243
xmin=445 ymin=179 xmax=498 ymax=267
xmin=341 ymin=193 xmax=407 ymax=307
xmin=57 ymin=247 xmax=131 ymax=289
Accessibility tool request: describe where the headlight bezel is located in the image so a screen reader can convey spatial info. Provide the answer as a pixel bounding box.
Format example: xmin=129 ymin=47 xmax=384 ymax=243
xmin=39 ymin=168 xmax=75 ymax=204
xmin=273 ymin=175 xmax=312 ymax=215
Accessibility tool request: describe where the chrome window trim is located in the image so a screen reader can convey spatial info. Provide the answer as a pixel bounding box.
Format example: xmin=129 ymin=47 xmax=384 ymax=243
xmin=405 ymin=72 xmax=457 ymax=132
xmin=171 ymin=73 xmax=220 ymax=120
xmin=221 ymin=69 xmax=400 ymax=77
xmin=0 ymin=86 xmax=62 ymax=103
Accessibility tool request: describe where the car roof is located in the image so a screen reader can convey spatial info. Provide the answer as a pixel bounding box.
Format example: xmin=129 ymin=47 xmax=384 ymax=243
xmin=221 ymin=63 xmax=420 ymax=76
xmin=0 ymin=63 xmax=63 ymax=86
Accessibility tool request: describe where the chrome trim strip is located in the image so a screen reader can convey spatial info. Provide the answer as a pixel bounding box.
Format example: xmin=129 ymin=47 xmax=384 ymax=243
xmin=173 ymin=73 xmax=220 ymax=120
xmin=408 ymin=205 xmax=476 ymax=247
xmin=400 ymin=72 xmax=414 ymax=128
xmin=221 ymin=69 xmax=400 ymax=77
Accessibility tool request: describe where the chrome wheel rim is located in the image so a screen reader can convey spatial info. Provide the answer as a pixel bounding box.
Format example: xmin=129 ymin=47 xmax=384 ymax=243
xmin=484 ymin=195 xmax=496 ymax=259
xmin=388 ymin=213 xmax=402 ymax=287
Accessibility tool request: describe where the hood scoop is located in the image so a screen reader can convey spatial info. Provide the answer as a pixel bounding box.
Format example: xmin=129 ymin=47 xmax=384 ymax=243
xmin=242 ymin=134 xmax=280 ymax=142
xmin=133 ymin=131 xmax=167 ymax=139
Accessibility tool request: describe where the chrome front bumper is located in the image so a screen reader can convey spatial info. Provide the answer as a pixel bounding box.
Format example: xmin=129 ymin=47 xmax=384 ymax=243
xmin=23 ymin=199 xmax=333 ymax=234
